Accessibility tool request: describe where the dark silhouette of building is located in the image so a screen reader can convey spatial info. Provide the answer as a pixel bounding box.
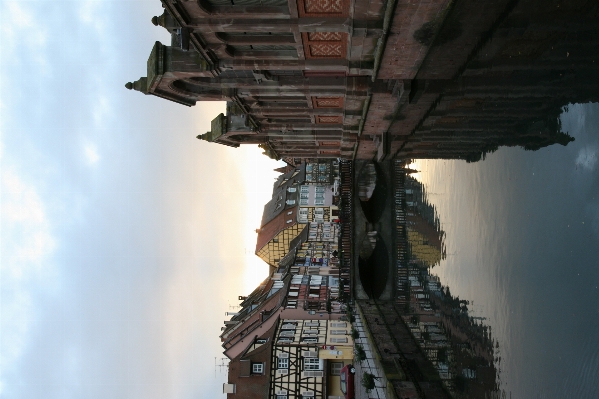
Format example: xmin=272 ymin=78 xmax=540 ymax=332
xmin=126 ymin=0 xmax=599 ymax=160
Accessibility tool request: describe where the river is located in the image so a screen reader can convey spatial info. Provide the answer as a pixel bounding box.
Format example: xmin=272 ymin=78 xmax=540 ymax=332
xmin=410 ymin=103 xmax=599 ymax=397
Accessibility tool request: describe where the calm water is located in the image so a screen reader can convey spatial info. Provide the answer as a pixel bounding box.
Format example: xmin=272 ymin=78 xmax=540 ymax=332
xmin=412 ymin=103 xmax=599 ymax=398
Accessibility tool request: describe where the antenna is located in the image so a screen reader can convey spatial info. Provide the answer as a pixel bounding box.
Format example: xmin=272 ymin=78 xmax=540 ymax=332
xmin=215 ymin=357 xmax=229 ymax=376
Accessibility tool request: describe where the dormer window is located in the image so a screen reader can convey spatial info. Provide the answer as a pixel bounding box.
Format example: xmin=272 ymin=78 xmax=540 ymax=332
xmin=286 ymin=200 xmax=296 ymax=205
xmin=287 ymin=187 xmax=297 ymax=193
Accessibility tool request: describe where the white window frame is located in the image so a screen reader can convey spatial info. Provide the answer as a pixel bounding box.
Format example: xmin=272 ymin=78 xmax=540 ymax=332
xmin=252 ymin=363 xmax=264 ymax=374
xmin=277 ymin=357 xmax=289 ymax=369
xmin=304 ymin=358 xmax=321 ymax=371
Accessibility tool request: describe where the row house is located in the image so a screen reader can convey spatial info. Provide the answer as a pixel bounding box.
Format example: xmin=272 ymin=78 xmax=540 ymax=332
xmin=221 ymin=275 xmax=289 ymax=360
xmin=224 ymin=247 xmax=348 ymax=361
xmin=270 ymin=319 xmax=354 ymax=399
xmin=225 ymin=317 xmax=354 ymax=399
xmin=257 ymin=162 xmax=340 ymax=268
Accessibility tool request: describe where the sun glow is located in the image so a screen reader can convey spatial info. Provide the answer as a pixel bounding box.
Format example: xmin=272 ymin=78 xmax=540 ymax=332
xmin=236 ymin=146 xmax=281 ymax=293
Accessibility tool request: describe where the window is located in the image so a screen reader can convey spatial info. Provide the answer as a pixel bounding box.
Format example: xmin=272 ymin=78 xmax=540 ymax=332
xmin=330 ymin=362 xmax=343 ymax=376
xmin=331 ymin=322 xmax=347 ymax=328
xmin=304 ymin=358 xmax=321 ymax=371
xmin=300 ymin=193 xmax=309 ymax=199
xmin=287 ymin=187 xmax=296 ymax=193
xmin=302 ymin=337 xmax=318 ymax=343
xmin=315 ymin=186 xmax=325 ymax=193
xmin=256 ymin=338 xmax=267 ymax=344
xmin=331 ymin=330 xmax=347 ymax=335
xmin=300 ymin=185 xmax=309 ymax=193
xmin=303 ymin=329 xmax=318 ymax=335
xmin=331 ymin=337 xmax=347 ymax=344
xmin=315 ymin=199 xmax=325 ymax=206
xmin=286 ymin=200 xmax=296 ymax=205
xmin=277 ymin=357 xmax=289 ymax=369
xmin=300 ymin=199 xmax=309 ymax=205
xmin=252 ymin=363 xmax=264 ymax=374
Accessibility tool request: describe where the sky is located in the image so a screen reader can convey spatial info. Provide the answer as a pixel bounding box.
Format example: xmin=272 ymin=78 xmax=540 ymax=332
xmin=0 ymin=1 xmax=280 ymax=398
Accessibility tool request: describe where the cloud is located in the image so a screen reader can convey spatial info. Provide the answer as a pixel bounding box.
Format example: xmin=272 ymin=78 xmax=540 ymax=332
xmin=575 ymin=146 xmax=598 ymax=171
xmin=0 ymin=167 xmax=56 ymax=392
xmin=84 ymin=142 xmax=100 ymax=165
xmin=1 ymin=1 xmax=49 ymax=72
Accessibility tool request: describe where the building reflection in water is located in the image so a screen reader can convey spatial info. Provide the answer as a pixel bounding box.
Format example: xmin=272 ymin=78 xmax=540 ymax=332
xmin=358 ymin=161 xmax=502 ymax=398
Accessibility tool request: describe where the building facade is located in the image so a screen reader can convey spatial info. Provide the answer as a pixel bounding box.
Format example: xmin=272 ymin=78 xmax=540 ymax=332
xmin=256 ymin=161 xmax=340 ymax=267
xmin=126 ymin=0 xmax=595 ymax=161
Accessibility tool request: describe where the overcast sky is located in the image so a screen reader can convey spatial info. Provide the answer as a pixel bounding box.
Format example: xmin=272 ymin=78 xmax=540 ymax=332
xmin=0 ymin=1 xmax=279 ymax=398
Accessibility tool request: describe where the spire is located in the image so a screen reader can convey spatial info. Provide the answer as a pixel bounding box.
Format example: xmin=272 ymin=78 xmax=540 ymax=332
xmin=124 ymin=77 xmax=148 ymax=94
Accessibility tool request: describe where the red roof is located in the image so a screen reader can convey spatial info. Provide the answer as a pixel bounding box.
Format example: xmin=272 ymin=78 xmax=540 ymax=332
xmin=255 ymin=207 xmax=297 ymax=253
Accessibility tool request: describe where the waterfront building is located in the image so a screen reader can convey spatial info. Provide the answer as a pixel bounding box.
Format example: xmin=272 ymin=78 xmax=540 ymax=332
xmin=256 ymin=162 xmax=340 ymax=267
xmin=126 ymin=0 xmax=595 ymax=161
xmin=224 ymin=317 xmax=353 ymax=399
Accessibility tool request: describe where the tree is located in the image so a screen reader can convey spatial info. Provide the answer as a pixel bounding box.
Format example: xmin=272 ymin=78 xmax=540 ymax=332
xmin=354 ymin=344 xmax=367 ymax=362
xmin=361 ymin=372 xmax=377 ymax=392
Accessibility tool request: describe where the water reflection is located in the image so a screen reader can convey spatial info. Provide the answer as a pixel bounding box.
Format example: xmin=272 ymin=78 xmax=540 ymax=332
xmin=401 ymin=104 xmax=599 ymax=398
xmin=395 ymin=164 xmax=501 ymax=397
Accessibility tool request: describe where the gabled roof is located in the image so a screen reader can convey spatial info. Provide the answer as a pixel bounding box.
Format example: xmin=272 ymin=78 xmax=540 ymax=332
xmin=259 ymin=164 xmax=306 ymax=228
xmin=255 ymin=207 xmax=298 ymax=253
xmin=226 ymin=321 xmax=279 ymax=399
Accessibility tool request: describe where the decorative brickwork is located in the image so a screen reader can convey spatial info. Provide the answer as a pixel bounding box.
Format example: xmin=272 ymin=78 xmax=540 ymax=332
xmin=297 ymin=0 xmax=349 ymax=17
xmin=308 ymin=32 xmax=342 ymax=41
xmin=312 ymin=97 xmax=344 ymax=108
xmin=316 ymin=115 xmax=342 ymax=124
xmin=302 ymin=32 xmax=348 ymax=59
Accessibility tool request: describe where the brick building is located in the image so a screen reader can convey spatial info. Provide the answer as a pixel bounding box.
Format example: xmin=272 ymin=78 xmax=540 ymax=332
xmin=127 ymin=0 xmax=598 ymax=161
